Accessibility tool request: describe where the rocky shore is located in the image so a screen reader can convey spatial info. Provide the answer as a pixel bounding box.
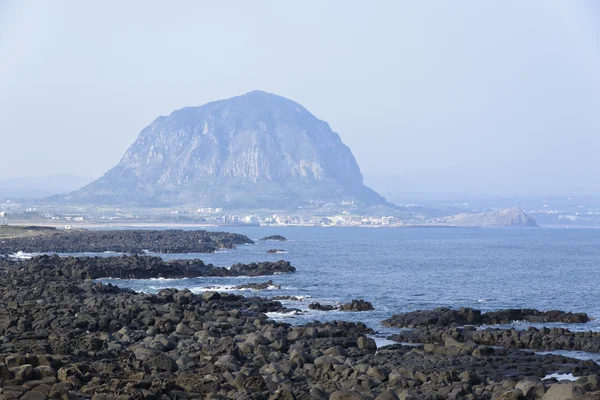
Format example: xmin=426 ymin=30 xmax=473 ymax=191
xmin=389 ymin=324 xmax=600 ymax=355
xmin=0 ymin=229 xmax=253 ymax=254
xmin=0 ymin=255 xmax=296 ymax=280
xmin=1 ymin=260 xmax=600 ymax=398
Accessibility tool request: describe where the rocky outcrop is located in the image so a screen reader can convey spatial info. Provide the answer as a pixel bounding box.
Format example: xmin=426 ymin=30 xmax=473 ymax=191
xmin=233 ymin=280 xmax=281 ymax=291
xmin=0 ymin=229 xmax=253 ymax=254
xmin=390 ymin=324 xmax=600 ymax=354
xmin=309 ymin=302 xmax=337 ymax=311
xmin=0 ymin=254 xmax=296 ymax=279
xmin=339 ymin=299 xmax=375 ymax=312
xmin=60 ymin=90 xmax=387 ymax=208
xmin=382 ymin=307 xmax=589 ymax=328
xmin=308 ymin=300 xmax=374 ymax=312
xmin=262 ymin=235 xmax=287 ymax=241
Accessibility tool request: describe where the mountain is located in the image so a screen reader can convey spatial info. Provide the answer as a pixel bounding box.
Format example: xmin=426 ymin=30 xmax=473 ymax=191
xmin=63 ymin=91 xmax=386 ymax=208
xmin=443 ymin=208 xmax=538 ymax=227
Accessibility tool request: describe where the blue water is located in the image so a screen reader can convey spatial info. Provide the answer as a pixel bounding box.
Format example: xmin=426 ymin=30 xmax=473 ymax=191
xmin=94 ymin=227 xmax=600 ymax=336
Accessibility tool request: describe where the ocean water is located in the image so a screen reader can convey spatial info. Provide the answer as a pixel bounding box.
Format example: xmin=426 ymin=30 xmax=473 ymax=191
xmin=93 ymin=227 xmax=600 ymax=337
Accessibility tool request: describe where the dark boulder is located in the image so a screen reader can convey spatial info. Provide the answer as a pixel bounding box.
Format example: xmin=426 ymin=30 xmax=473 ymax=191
xmin=308 ymin=303 xmax=337 ymax=311
xmin=339 ymin=299 xmax=374 ymax=312
xmin=260 ymin=235 xmax=287 ymax=241
xmin=267 ymin=249 xmax=286 ymax=254
xmin=234 ymin=280 xmax=281 ymax=291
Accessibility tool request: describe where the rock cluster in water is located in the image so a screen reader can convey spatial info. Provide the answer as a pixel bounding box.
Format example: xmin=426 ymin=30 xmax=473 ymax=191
xmin=382 ymin=307 xmax=589 ymax=328
xmin=309 ymin=300 xmax=375 ymax=313
xmin=261 ymin=235 xmax=287 ymax=242
xmin=0 ymin=229 xmax=254 ymax=254
xmin=390 ymin=324 xmax=600 ymax=354
xmin=0 ymin=255 xmax=296 ymax=280
xmin=234 ymin=281 xmax=282 ymax=291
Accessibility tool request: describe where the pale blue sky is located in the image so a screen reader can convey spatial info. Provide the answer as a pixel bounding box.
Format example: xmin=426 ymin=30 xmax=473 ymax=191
xmin=1 ymin=1 xmax=599 ymax=197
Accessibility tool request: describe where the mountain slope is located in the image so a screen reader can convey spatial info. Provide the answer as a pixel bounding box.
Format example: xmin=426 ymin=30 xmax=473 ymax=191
xmin=64 ymin=91 xmax=386 ymax=208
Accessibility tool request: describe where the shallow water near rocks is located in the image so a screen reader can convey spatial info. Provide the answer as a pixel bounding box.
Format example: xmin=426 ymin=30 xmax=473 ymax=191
xmin=90 ymin=226 xmax=600 ymax=336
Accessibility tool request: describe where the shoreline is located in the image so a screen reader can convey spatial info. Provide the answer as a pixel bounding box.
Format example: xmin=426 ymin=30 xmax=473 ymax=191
xmin=4 ymin=220 xmax=566 ymax=230
xmin=1 ymin=256 xmax=600 ymax=399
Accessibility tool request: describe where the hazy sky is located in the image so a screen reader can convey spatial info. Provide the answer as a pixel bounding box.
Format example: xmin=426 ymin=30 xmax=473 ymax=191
xmin=1 ymin=1 xmax=599 ymax=197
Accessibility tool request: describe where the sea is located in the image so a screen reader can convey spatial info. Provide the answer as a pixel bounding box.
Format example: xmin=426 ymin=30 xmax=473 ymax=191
xmin=83 ymin=226 xmax=600 ymax=341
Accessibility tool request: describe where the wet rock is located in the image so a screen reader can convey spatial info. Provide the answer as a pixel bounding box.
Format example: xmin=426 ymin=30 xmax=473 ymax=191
xmin=383 ymin=307 xmax=589 ymax=328
xmin=339 ymin=300 xmax=374 ymax=312
xmin=260 ymin=235 xmax=287 ymax=241
xmin=309 ymin=303 xmax=337 ymax=311
xmin=234 ymin=280 xmax=281 ymax=290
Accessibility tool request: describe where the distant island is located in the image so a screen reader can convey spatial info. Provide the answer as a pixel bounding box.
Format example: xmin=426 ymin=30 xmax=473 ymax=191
xmin=440 ymin=207 xmax=538 ymax=228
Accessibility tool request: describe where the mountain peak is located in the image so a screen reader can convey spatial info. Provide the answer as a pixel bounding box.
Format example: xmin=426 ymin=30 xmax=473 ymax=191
xmin=63 ymin=92 xmax=386 ymax=209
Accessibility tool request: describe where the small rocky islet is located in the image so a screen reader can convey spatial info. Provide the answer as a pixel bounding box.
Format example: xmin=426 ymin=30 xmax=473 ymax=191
xmin=1 ymin=231 xmax=600 ymax=398
xmin=260 ymin=235 xmax=287 ymax=242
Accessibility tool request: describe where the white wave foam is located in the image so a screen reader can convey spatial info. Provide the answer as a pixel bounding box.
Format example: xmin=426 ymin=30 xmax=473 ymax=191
xmin=8 ymin=251 xmax=37 ymax=260
xmin=148 ymin=277 xmax=189 ymax=281
xmin=266 ymin=310 xmax=304 ymax=319
xmin=542 ymin=373 xmax=578 ymax=381
xmin=189 ymin=285 xmax=237 ymax=293
xmin=368 ymin=335 xmax=396 ymax=349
